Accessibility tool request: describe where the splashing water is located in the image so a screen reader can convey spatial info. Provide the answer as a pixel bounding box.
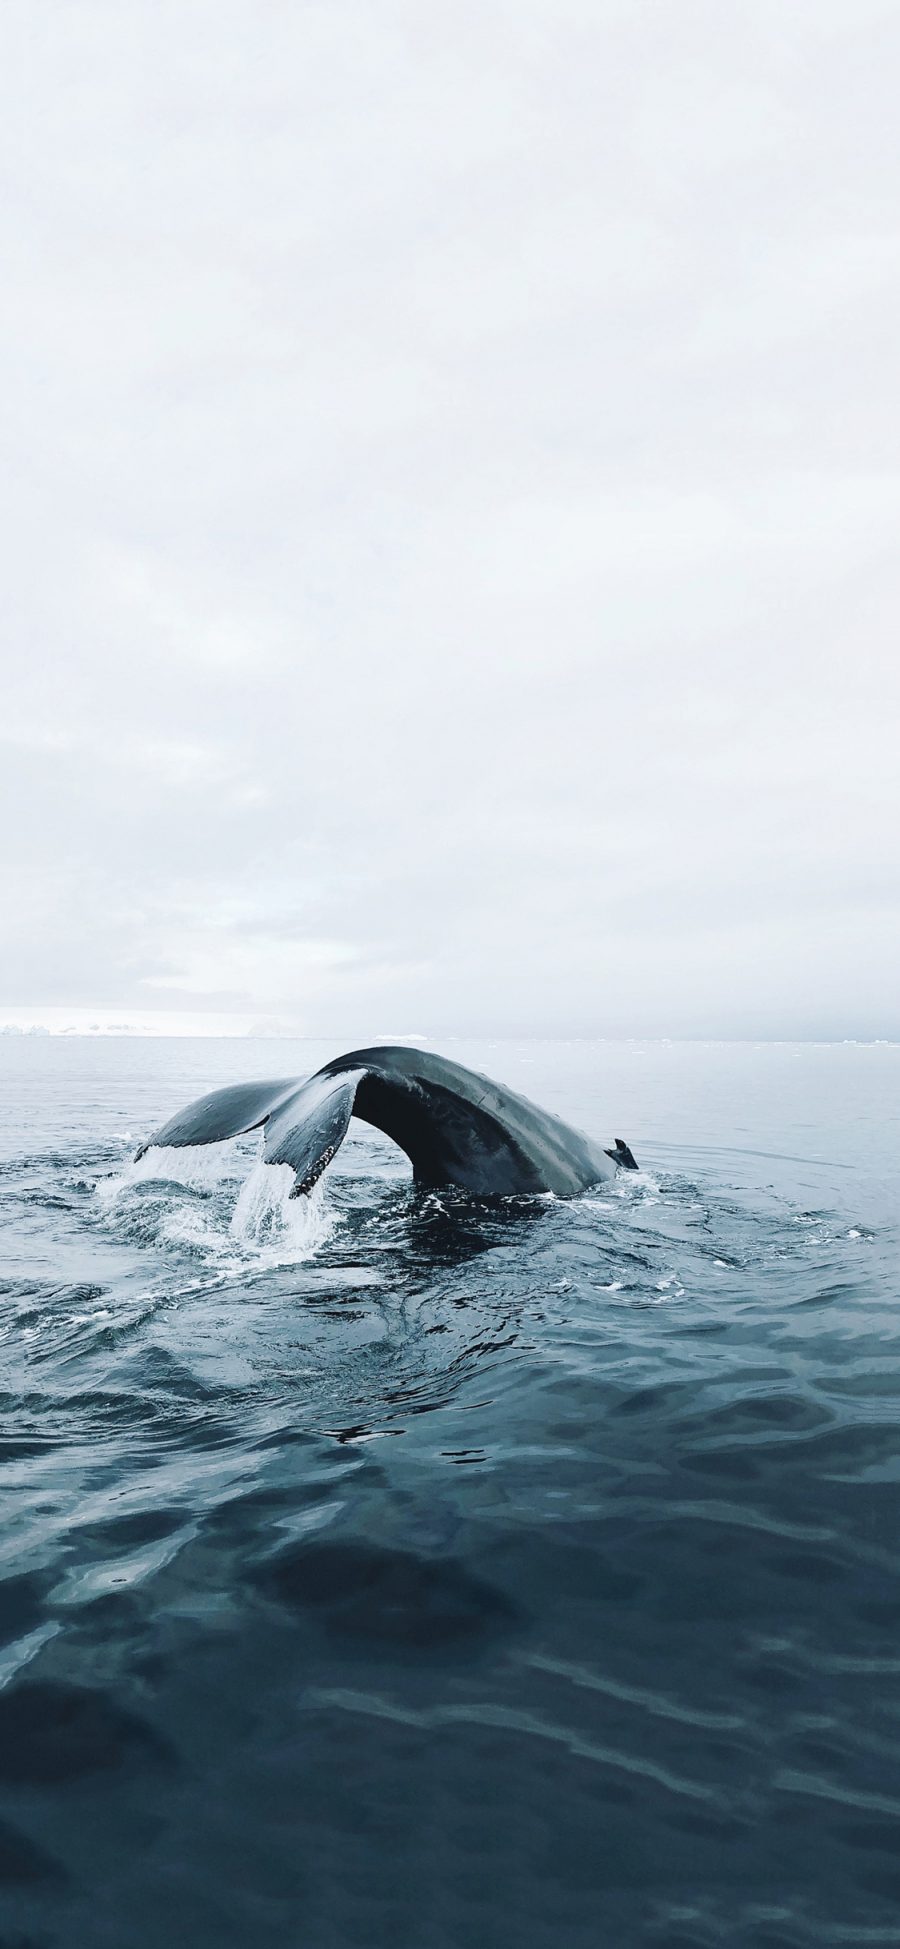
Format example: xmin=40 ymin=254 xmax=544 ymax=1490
xmin=94 ymin=1141 xmax=333 ymax=1266
xmin=95 ymin=1138 xmax=248 ymax=1201
xmin=230 ymin=1160 xmax=333 ymax=1257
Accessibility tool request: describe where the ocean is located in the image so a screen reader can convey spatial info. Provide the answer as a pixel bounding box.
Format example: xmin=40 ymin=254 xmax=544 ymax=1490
xmin=0 ymin=1035 xmax=898 ymax=1948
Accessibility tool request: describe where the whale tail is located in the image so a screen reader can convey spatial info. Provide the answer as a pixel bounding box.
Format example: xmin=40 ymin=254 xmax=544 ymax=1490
xmin=134 ymin=1046 xmax=635 ymax=1198
xmin=134 ymin=1068 xmax=363 ymax=1195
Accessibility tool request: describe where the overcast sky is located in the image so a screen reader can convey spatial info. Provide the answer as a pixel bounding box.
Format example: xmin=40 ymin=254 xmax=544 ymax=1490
xmin=2 ymin=0 xmax=898 ymax=1038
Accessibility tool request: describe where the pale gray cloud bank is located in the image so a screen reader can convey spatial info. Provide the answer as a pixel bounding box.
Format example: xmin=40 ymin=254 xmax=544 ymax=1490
xmin=1 ymin=0 xmax=898 ymax=1036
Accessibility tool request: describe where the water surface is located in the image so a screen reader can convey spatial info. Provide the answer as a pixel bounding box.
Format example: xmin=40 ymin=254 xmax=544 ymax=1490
xmin=1 ymin=1037 xmax=898 ymax=1947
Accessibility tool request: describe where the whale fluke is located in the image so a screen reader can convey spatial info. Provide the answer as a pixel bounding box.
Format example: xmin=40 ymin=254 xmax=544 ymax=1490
xmin=135 ymin=1045 xmax=636 ymax=1198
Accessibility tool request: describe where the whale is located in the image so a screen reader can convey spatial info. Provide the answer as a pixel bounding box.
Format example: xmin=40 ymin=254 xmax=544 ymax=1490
xmin=135 ymin=1044 xmax=638 ymax=1198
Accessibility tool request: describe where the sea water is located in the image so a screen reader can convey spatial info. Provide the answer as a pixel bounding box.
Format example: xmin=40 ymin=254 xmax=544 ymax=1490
xmin=0 ymin=1036 xmax=898 ymax=1948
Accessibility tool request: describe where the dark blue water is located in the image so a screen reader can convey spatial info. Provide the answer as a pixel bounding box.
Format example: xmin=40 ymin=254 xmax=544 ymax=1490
xmin=1 ymin=1036 xmax=898 ymax=1949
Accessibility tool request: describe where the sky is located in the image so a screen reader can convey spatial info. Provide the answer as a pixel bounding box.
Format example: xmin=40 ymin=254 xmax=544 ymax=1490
xmin=2 ymin=0 xmax=898 ymax=1039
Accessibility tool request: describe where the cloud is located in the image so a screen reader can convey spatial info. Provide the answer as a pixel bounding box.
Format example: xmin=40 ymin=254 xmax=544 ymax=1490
xmin=1 ymin=0 xmax=898 ymax=1035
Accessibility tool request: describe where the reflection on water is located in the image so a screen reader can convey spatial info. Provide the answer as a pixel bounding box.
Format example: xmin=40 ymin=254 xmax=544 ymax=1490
xmin=0 ymin=1036 xmax=899 ymax=1947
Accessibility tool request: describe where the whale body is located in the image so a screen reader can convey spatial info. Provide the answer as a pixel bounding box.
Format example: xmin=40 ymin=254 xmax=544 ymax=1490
xmin=135 ymin=1044 xmax=637 ymax=1197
